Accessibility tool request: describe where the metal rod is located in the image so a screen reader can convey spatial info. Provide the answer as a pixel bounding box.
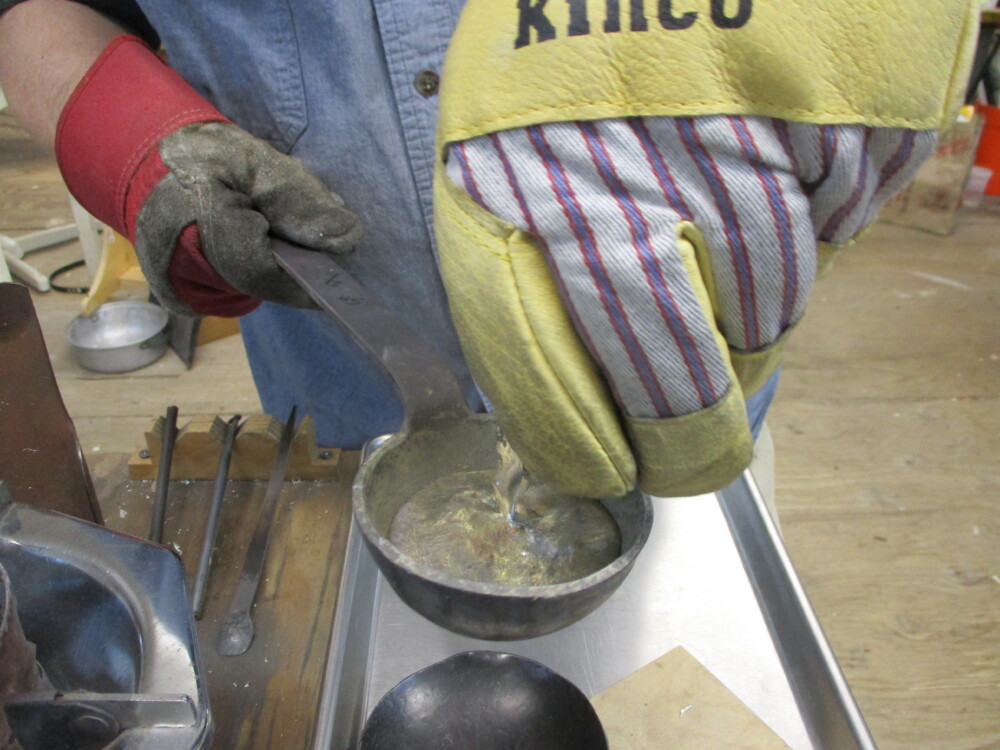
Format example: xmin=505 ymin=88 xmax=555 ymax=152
xmin=191 ymin=414 xmax=242 ymax=619
xmin=149 ymin=405 xmax=179 ymax=543
xmin=216 ymin=405 xmax=297 ymax=656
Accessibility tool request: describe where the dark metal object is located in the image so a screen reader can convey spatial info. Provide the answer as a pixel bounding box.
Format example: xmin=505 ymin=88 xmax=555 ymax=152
xmin=272 ymin=239 xmax=652 ymax=640
xmin=191 ymin=415 xmax=242 ymax=619
xmin=150 ymin=405 xmax=179 ymax=544
xmin=273 ymin=240 xmax=468 ymax=428
xmin=356 ymin=420 xmax=650 ymax=640
xmin=359 ymin=651 xmax=607 ymax=750
xmin=0 ymin=494 xmax=211 ymax=749
xmin=0 ymin=283 xmax=103 ymax=524
xmin=166 ymin=312 xmax=200 ymax=369
xmin=216 ymin=405 xmax=297 ymax=656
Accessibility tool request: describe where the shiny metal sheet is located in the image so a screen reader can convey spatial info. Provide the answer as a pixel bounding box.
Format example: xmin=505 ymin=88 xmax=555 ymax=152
xmin=0 ymin=495 xmax=212 ymax=749
xmin=313 ymin=472 xmax=876 ymax=750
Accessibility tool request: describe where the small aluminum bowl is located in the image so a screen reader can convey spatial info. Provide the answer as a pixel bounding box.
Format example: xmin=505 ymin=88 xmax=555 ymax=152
xmin=67 ymin=301 xmax=170 ymax=373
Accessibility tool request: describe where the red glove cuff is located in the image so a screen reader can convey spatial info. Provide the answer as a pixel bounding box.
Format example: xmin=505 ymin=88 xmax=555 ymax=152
xmin=55 ymin=35 xmax=258 ymax=317
xmin=55 ymin=35 xmax=228 ymax=237
xmin=168 ymin=225 xmax=262 ymax=317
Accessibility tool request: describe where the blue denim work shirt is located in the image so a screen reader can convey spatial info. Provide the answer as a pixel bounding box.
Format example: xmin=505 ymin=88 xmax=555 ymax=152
xmin=130 ymin=0 xmax=777 ymax=448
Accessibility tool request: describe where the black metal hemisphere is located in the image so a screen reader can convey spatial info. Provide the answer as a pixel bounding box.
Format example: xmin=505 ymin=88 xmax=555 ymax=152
xmin=359 ymin=651 xmax=608 ymax=750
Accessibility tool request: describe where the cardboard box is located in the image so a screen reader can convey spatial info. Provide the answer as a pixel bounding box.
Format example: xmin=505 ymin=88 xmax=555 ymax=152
xmin=878 ymin=113 xmax=984 ymax=236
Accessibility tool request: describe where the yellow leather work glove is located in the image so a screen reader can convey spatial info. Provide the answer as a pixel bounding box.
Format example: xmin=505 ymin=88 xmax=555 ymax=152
xmin=434 ymin=0 xmax=978 ymax=499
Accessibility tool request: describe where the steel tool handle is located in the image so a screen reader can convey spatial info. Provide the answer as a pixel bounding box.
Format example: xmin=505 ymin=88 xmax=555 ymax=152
xmin=271 ymin=238 xmax=470 ymax=429
xmin=149 ymin=405 xmax=178 ymax=544
xmin=191 ymin=414 xmax=241 ymax=619
xmin=216 ymin=405 xmax=297 ymax=656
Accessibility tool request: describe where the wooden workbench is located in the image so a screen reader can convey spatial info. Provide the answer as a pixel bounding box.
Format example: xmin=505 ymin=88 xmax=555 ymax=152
xmin=88 ymin=451 xmax=359 ymax=750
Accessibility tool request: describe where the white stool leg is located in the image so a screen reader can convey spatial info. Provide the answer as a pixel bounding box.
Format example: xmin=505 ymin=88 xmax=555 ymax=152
xmin=0 ymin=247 xmax=11 ymax=283
xmin=69 ymin=196 xmax=103 ymax=278
xmin=1 ymin=247 xmax=50 ymax=291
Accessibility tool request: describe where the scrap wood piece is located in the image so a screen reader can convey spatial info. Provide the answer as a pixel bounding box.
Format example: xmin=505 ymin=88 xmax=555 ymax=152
xmin=591 ymin=647 xmax=791 ymax=749
xmin=128 ymin=413 xmax=340 ymax=481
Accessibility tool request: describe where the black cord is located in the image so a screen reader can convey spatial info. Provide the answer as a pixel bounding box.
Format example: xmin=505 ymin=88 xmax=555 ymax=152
xmin=48 ymin=259 xmax=89 ymax=294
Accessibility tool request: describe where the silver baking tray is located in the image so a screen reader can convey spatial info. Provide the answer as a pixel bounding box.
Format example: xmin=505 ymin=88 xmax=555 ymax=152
xmin=310 ymin=471 xmax=877 ymax=750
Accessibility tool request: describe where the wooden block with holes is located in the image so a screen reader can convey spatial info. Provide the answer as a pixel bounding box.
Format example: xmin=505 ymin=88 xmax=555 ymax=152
xmin=127 ymin=413 xmax=341 ymax=480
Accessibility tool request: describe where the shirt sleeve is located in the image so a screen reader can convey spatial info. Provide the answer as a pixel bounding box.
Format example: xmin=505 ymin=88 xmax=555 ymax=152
xmin=0 ymin=0 xmax=159 ymax=48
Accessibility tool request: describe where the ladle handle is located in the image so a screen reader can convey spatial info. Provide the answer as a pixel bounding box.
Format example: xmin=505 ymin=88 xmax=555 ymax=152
xmin=271 ymin=238 xmax=471 ymax=428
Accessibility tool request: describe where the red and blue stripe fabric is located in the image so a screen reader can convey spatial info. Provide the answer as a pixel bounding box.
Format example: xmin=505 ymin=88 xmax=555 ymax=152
xmin=446 ymin=115 xmax=935 ymax=420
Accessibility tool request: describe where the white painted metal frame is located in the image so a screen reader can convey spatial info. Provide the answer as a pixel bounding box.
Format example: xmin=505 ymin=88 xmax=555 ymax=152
xmin=0 ymin=197 xmax=103 ymax=291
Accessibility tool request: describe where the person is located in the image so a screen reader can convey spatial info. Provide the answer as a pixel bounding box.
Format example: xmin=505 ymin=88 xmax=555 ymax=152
xmin=0 ymin=0 xmax=483 ymax=453
xmin=0 ymin=0 xmax=977 ymax=499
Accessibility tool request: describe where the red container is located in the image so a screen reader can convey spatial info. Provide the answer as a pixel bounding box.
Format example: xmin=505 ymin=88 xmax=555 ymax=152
xmin=974 ymin=104 xmax=1000 ymax=195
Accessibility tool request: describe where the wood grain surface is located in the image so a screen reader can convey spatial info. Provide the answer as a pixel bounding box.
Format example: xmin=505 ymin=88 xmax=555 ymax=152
xmin=88 ymin=451 xmax=359 ymax=749
xmin=592 ymin=647 xmax=791 ymax=749
xmin=769 ymin=218 xmax=1000 ymax=750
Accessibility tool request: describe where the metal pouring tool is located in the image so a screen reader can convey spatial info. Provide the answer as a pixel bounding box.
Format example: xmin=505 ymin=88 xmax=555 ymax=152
xmin=272 ymin=239 xmax=652 ymax=641
xmin=216 ymin=405 xmax=297 ymax=656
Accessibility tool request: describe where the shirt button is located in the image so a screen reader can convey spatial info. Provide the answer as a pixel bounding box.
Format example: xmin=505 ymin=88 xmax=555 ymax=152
xmin=414 ymin=70 xmax=440 ymax=97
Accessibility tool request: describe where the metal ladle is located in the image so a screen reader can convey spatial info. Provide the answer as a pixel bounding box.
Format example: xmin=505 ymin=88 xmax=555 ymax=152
xmin=272 ymin=239 xmax=652 ymax=640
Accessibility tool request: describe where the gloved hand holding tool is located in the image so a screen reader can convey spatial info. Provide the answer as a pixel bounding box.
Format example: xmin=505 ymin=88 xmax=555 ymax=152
xmin=434 ymin=0 xmax=977 ymax=498
xmin=56 ymin=35 xmax=361 ymax=317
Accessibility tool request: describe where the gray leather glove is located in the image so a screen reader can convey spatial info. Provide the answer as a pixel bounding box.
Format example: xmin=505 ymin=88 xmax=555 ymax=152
xmin=134 ymin=122 xmax=361 ymax=316
xmin=52 ymin=35 xmax=361 ymax=317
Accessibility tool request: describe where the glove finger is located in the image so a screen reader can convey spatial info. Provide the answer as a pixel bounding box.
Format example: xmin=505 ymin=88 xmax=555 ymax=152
xmin=782 ymin=122 xmax=938 ymax=244
xmin=229 ymin=127 xmax=363 ymax=253
xmin=197 ymin=184 xmax=317 ymax=308
xmin=163 ymin=123 xmax=363 ymax=254
xmin=451 ymin=120 xmax=734 ymax=422
xmin=637 ymin=115 xmax=818 ymax=356
xmin=243 ymin=156 xmax=364 ymax=255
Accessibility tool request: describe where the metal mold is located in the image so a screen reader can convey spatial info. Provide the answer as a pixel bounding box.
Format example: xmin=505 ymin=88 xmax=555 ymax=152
xmin=358 ymin=651 xmax=608 ymax=750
